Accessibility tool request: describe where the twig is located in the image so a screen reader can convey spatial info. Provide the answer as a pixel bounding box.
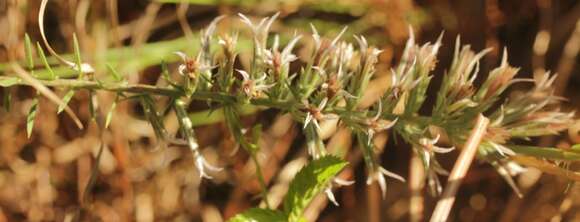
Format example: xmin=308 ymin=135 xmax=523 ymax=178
xmin=511 ymin=156 xmax=580 ymax=181
xmin=532 ymin=0 xmax=552 ymax=78
xmin=131 ymin=2 xmax=161 ymax=48
xmin=430 ymin=114 xmax=489 ymax=222
xmin=177 ymin=2 xmax=194 ymax=39
xmin=10 ymin=63 xmax=84 ymax=129
xmin=106 ymin=0 xmax=121 ymax=46
xmin=554 ymin=19 xmax=580 ymax=96
xmin=367 ymin=183 xmax=380 ymax=222
xmin=409 ymin=153 xmax=425 ymax=222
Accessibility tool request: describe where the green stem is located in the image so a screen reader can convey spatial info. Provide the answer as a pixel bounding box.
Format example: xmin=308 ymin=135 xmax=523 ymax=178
xmin=250 ymin=152 xmax=272 ymax=209
xmin=508 ymin=145 xmax=580 ymax=161
xmin=188 ymin=104 xmax=261 ymax=127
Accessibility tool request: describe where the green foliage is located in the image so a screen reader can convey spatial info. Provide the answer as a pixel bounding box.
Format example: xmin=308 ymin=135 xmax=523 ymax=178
xmin=72 ymin=33 xmax=83 ymax=78
xmin=140 ymin=95 xmax=168 ymax=143
xmin=0 ymin=77 xmax=20 ymax=87
xmin=284 ymin=155 xmax=347 ymax=221
xmin=104 ymin=95 xmax=118 ymax=129
xmin=24 ymin=34 xmax=34 ymax=72
xmin=227 ymin=208 xmax=287 ymax=222
xmin=2 ymin=88 xmax=11 ymax=112
xmin=26 ymin=98 xmax=39 ymax=138
xmin=57 ymin=90 xmax=75 ymax=114
xmin=106 ymin=64 xmax=123 ymax=82
xmin=228 ymin=156 xmax=346 ymax=222
xmin=3 ymin=14 xmax=580 ymax=216
xmin=88 ymin=91 xmax=97 ymax=120
xmin=509 ymin=145 xmax=580 ymax=161
xmin=36 ymin=42 xmax=55 ymax=80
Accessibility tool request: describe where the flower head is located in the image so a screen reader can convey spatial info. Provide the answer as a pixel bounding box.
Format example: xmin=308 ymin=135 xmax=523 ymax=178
xmin=365 ymin=101 xmax=397 ymax=144
xmin=218 ymin=32 xmax=239 ymax=59
xmin=174 ymin=51 xmax=213 ymax=78
xmin=238 ymin=12 xmax=279 ymax=51
xmin=237 ymin=69 xmax=274 ymax=98
xmin=310 ymin=25 xmax=348 ymax=57
xmin=263 ymin=34 xmax=301 ymax=74
xmin=302 ymin=98 xmax=337 ymax=133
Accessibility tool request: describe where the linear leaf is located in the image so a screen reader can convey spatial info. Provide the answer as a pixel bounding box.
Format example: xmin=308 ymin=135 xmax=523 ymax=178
xmin=283 ymin=155 xmax=347 ymax=221
xmin=27 ymin=98 xmax=39 ymax=138
xmin=0 ymin=77 xmax=20 ymax=87
xmin=72 ymin=33 xmax=83 ymax=77
xmin=105 ymin=95 xmax=118 ymax=128
xmin=24 ymin=34 xmax=34 ymax=72
xmin=36 ymin=42 xmax=55 ymax=80
xmin=2 ymin=88 xmax=11 ymax=112
xmin=509 ymin=145 xmax=580 ymax=161
xmin=58 ymin=90 xmax=75 ymax=114
xmin=160 ymin=60 xmax=171 ymax=82
xmin=89 ymin=91 xmax=97 ymax=120
xmin=227 ymin=208 xmax=286 ymax=222
xmin=106 ymin=64 xmax=122 ymax=82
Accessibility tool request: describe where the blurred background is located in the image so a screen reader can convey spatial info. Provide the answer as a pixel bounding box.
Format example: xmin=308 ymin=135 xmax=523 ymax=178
xmin=1 ymin=0 xmax=580 ymax=221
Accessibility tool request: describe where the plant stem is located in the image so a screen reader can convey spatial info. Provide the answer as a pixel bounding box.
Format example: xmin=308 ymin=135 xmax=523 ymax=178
xmin=409 ymin=152 xmax=425 ymax=222
xmin=250 ymin=152 xmax=272 ymax=209
xmin=510 ymin=155 xmax=580 ymax=181
xmin=508 ymin=145 xmax=580 ymax=161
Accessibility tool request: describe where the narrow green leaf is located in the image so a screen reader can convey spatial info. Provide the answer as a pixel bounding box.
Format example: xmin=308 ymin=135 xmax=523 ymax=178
xmin=2 ymin=88 xmax=11 ymax=112
xmin=27 ymin=98 xmax=39 ymax=138
xmin=509 ymin=145 xmax=580 ymax=161
xmin=571 ymin=144 xmax=580 ymax=153
xmin=0 ymin=77 xmax=21 ymax=87
xmin=105 ymin=95 xmax=118 ymax=128
xmin=36 ymin=42 xmax=55 ymax=80
xmin=106 ymin=64 xmax=122 ymax=82
xmin=89 ymin=91 xmax=97 ymax=120
xmin=72 ymin=33 xmax=83 ymax=78
xmin=284 ymin=155 xmax=348 ymax=221
xmin=141 ymin=96 xmax=168 ymax=142
xmin=251 ymin=124 xmax=262 ymax=145
xmin=24 ymin=34 xmax=34 ymax=72
xmin=160 ymin=60 xmax=171 ymax=82
xmin=58 ymin=90 xmax=75 ymax=114
xmin=82 ymin=139 xmax=105 ymax=205
xmin=227 ymin=208 xmax=286 ymax=222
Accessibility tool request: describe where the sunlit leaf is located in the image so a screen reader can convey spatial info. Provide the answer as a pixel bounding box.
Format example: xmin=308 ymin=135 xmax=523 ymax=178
xmin=27 ymin=98 xmax=39 ymax=138
xmin=89 ymin=91 xmax=97 ymax=120
xmin=36 ymin=42 xmax=55 ymax=80
xmin=105 ymin=95 xmax=119 ymax=128
xmin=284 ymin=155 xmax=347 ymax=222
xmin=57 ymin=90 xmax=75 ymax=114
xmin=106 ymin=64 xmax=122 ymax=82
xmin=227 ymin=208 xmax=286 ymax=222
xmin=24 ymin=34 xmax=34 ymax=72
xmin=72 ymin=33 xmax=83 ymax=77
xmin=2 ymin=88 xmax=11 ymax=112
xmin=0 ymin=77 xmax=21 ymax=87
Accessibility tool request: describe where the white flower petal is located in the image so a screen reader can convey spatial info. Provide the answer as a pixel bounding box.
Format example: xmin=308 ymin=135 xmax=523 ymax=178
xmin=304 ymin=113 xmax=313 ymax=129
xmin=325 ymin=187 xmax=339 ymax=206
xmin=379 ymin=167 xmax=406 ymax=182
xmin=236 ymin=69 xmax=250 ymax=80
xmin=334 ymin=178 xmax=355 ymax=186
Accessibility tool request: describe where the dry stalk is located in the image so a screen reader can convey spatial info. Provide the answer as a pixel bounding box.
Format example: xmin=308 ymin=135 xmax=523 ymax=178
xmin=430 ymin=114 xmax=489 ymax=222
xmin=409 ymin=153 xmax=425 ymax=222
